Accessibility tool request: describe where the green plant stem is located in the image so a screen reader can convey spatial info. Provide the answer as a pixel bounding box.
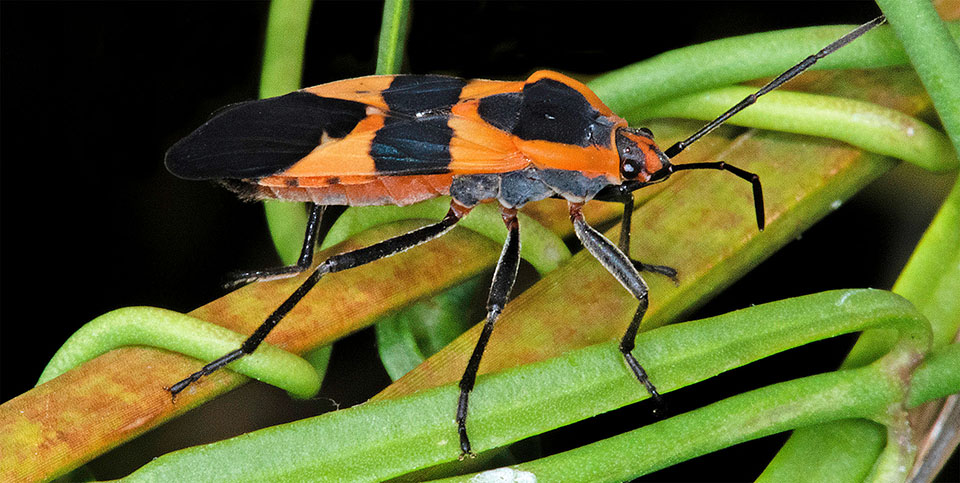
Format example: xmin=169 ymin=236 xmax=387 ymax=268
xmin=632 ymin=87 xmax=957 ymax=172
xmin=764 ymin=175 xmax=960 ymax=481
xmin=324 ymin=199 xmax=571 ymax=275
xmin=259 ymin=0 xmax=314 ymax=265
xmin=437 ymin=344 xmax=959 ymax=483
xmin=875 ymin=1 xmax=960 ymax=157
xmin=262 ymin=202 xmax=309 ymax=266
xmin=851 ymin=177 xmax=960 ymax=368
xmin=120 ymin=290 xmax=934 ymax=481
xmin=259 ymin=0 xmax=311 ymax=98
xmin=376 ymin=0 xmax=410 ymax=75
xmin=763 ymin=5 xmax=960 ymax=479
xmin=589 ymin=23 xmax=960 ymax=114
xmin=37 ymin=307 xmax=320 ymax=398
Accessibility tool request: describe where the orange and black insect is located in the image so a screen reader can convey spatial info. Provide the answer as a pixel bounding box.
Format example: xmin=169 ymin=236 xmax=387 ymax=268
xmin=165 ymin=16 xmax=884 ymax=457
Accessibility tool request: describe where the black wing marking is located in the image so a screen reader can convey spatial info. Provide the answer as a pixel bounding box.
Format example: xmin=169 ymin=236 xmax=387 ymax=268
xmin=380 ymin=75 xmax=467 ymax=114
xmin=368 ymin=75 xmax=468 ymax=174
xmin=370 ymin=112 xmax=457 ymax=175
xmin=165 ymin=92 xmax=367 ymax=180
xmin=478 ymin=78 xmax=613 ymax=148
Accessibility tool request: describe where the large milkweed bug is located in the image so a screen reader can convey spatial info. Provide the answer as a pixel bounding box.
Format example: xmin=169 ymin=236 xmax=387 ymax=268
xmin=164 ymin=16 xmax=886 ymax=457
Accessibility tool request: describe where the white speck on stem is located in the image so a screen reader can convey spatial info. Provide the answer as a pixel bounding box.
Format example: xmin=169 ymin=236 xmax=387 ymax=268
xmin=471 ymin=468 xmax=538 ymax=483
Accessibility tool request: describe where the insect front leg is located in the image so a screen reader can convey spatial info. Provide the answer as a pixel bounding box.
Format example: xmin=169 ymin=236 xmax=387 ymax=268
xmin=225 ymin=203 xmax=326 ymax=288
xmin=457 ymin=205 xmax=521 ymax=458
xmin=168 ymin=202 xmax=469 ymax=399
xmin=570 ymin=202 xmax=663 ymax=403
xmin=612 ymin=186 xmax=679 ymax=284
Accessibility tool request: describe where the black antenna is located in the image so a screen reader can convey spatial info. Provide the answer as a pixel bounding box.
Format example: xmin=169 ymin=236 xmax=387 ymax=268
xmin=655 ymin=15 xmax=887 ymax=231
xmin=664 ymin=15 xmax=886 ymax=159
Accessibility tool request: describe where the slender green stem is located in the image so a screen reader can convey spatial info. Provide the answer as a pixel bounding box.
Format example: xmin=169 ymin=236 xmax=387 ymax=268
xmin=437 ymin=346 xmax=958 ymax=483
xmin=376 ymin=0 xmax=410 ymax=76
xmin=761 ymin=180 xmax=960 ymax=479
xmin=875 ymin=1 xmax=960 ymax=157
xmin=592 ymin=22 xmax=960 ymax=174
xmin=262 ymin=202 xmax=309 ymax=265
xmin=120 ymin=290 xmax=936 ymax=481
xmin=37 ymin=307 xmax=320 ymax=398
xmin=909 ymin=343 xmax=960 ymax=407
xmin=259 ymin=0 xmax=312 ymax=98
xmin=765 ymin=6 xmax=960 ymax=479
xmin=259 ymin=0 xmax=314 ymax=265
xmin=632 ymin=87 xmax=957 ymax=172
xmin=325 ymin=199 xmax=571 ymax=276
xmin=589 ymin=23 xmax=960 ymax=114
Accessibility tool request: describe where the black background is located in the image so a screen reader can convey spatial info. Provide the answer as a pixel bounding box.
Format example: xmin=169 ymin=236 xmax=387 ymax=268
xmin=2 ymin=1 xmax=956 ymax=480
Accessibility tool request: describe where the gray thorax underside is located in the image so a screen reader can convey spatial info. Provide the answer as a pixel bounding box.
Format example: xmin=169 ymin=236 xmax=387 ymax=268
xmin=450 ymin=167 xmax=610 ymax=208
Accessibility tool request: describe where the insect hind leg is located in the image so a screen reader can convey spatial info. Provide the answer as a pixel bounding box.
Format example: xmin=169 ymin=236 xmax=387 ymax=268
xmin=224 ymin=203 xmax=326 ymax=288
xmin=169 ymin=202 xmax=469 ymax=399
xmin=457 ymin=206 xmax=522 ymax=458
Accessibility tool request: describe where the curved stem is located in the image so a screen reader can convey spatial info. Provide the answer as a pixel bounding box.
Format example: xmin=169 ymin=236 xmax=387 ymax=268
xmin=589 ymin=22 xmax=960 ymax=113
xmin=323 ymin=199 xmax=571 ymax=276
xmin=765 ymin=4 xmax=960 ymax=479
xmin=876 ymin=0 xmax=960 ymax=157
xmin=632 ymin=87 xmax=957 ymax=173
xmin=37 ymin=307 xmax=320 ymax=398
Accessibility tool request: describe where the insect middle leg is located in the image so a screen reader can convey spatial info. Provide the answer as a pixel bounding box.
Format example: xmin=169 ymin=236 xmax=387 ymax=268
xmin=570 ymin=202 xmax=662 ymax=402
xmin=225 ymin=203 xmax=327 ymax=287
xmin=169 ymin=201 xmax=470 ymax=398
xmin=457 ymin=205 xmax=521 ymax=458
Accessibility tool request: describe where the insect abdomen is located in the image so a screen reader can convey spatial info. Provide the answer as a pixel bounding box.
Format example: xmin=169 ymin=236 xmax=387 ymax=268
xmin=255 ymin=173 xmax=454 ymax=206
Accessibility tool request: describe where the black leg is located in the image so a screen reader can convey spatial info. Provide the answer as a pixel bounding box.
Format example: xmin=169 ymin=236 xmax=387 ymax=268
xmin=169 ymin=203 xmax=470 ymax=398
xmin=613 ymin=186 xmax=679 ymax=284
xmin=569 ymin=203 xmax=663 ymax=404
xmin=225 ymin=203 xmax=326 ymax=288
xmin=457 ymin=206 xmax=521 ymax=458
xmin=670 ymin=161 xmax=765 ymax=231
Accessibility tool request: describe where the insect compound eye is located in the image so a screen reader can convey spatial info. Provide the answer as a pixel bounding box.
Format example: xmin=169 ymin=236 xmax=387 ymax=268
xmin=620 ymin=156 xmax=641 ymax=179
xmin=638 ymin=127 xmax=653 ymax=138
xmin=616 ymin=129 xmax=647 ymax=180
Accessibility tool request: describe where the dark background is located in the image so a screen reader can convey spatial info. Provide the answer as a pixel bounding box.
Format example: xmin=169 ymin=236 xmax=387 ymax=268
xmin=2 ymin=1 xmax=955 ymax=480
